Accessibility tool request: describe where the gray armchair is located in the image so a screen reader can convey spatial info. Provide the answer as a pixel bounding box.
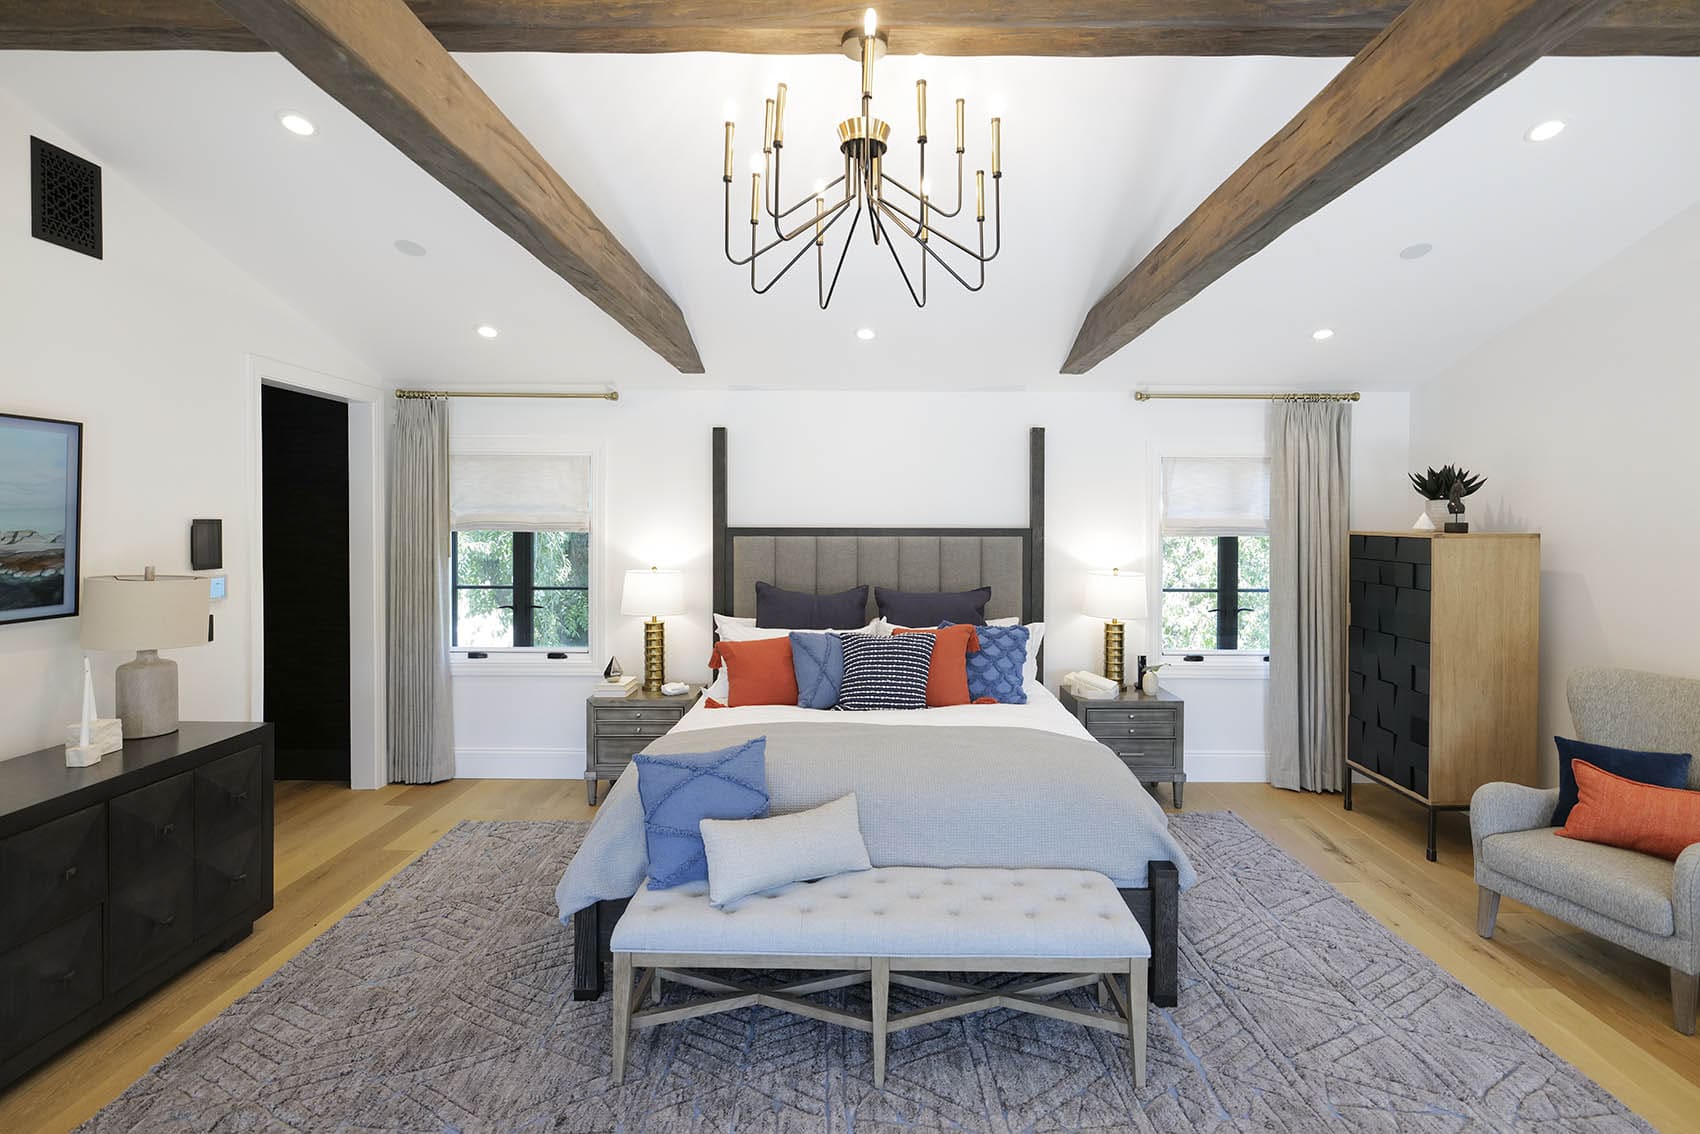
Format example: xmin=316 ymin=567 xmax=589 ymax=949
xmin=1473 ymin=667 xmax=1700 ymax=1032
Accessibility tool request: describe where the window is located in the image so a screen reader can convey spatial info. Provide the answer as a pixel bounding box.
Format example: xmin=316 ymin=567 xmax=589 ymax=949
xmin=452 ymin=530 xmax=591 ymax=649
xmin=1158 ymin=456 xmax=1269 ymax=656
xmin=449 ymin=451 xmax=594 ymax=654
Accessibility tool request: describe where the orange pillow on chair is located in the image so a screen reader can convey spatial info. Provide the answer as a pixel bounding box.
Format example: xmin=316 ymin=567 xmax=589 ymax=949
xmin=1557 ymin=759 xmax=1700 ymax=861
xmin=892 ymin=624 xmax=980 ymax=707
xmin=713 ymin=636 xmax=799 ymax=707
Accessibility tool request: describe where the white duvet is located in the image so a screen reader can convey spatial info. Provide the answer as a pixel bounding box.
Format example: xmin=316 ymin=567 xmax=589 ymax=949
xmin=673 ymin=682 xmax=1093 ymax=741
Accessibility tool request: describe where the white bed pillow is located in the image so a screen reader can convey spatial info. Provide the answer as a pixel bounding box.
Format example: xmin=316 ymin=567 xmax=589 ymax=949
xmin=698 ymin=793 xmax=873 ymax=907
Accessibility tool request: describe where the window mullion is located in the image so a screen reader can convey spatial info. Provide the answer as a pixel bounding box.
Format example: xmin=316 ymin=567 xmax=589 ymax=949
xmin=513 ymin=532 xmax=536 ymax=647
xmin=1216 ymin=536 xmax=1239 ymax=651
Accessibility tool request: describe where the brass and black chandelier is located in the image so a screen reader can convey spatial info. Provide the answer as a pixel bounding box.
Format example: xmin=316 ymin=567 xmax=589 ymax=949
xmin=721 ymin=8 xmax=1002 ymax=308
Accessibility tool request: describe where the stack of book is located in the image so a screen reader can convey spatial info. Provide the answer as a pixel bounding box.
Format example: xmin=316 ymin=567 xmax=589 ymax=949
xmin=591 ymin=674 xmax=640 ymax=698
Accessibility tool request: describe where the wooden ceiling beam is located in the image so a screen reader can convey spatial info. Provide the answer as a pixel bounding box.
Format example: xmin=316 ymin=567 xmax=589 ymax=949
xmin=4 ymin=1 xmax=1697 ymax=56
xmin=1060 ymin=0 xmax=1623 ymax=374
xmin=205 ymin=0 xmax=702 ymax=373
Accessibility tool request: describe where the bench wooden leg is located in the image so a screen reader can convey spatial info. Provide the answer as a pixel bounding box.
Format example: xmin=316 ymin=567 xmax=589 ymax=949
xmin=1127 ymin=958 xmax=1148 ymax=1088
xmin=871 ymin=957 xmax=889 ymax=1089
xmin=612 ymin=952 xmax=633 ymax=1084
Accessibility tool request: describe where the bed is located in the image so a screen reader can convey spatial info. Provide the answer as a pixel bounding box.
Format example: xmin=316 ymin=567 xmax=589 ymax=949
xmin=559 ymin=427 xmax=1193 ymax=1006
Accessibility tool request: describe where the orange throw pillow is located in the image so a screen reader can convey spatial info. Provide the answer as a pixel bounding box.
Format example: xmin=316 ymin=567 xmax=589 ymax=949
xmin=714 ymin=636 xmax=799 ymax=708
xmin=1557 ymin=759 xmax=1700 ymax=861
xmin=893 ymin=624 xmax=980 ymax=707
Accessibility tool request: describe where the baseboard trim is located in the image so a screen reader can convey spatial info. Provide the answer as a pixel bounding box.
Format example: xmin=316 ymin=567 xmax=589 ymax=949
xmin=456 ymin=747 xmax=585 ymax=779
xmin=1186 ymin=750 xmax=1268 ymax=783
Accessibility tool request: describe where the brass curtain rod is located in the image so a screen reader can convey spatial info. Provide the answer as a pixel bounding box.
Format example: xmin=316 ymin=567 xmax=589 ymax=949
xmin=394 ymin=389 xmax=619 ymax=401
xmin=1133 ymin=391 xmax=1359 ymax=402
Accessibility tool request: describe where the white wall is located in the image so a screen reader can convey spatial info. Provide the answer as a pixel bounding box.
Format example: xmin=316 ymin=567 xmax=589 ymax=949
xmin=451 ymin=389 xmax=1411 ymax=782
xmin=0 ymin=91 xmax=382 ymax=759
xmin=1411 ymin=200 xmax=1700 ymax=783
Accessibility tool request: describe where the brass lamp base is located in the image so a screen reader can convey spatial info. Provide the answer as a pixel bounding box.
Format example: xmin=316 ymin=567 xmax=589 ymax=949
xmin=1102 ymin=619 xmax=1126 ymax=690
xmin=642 ymin=618 xmax=667 ymax=693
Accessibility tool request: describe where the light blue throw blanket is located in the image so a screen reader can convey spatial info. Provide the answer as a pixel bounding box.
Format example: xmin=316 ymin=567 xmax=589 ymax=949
xmin=556 ymin=721 xmax=1197 ymax=920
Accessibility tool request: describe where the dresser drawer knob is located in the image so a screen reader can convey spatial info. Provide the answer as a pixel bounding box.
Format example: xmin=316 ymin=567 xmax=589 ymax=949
xmin=153 ymin=913 xmax=176 ymax=929
xmin=229 ymin=872 xmax=249 ymax=886
xmin=227 ymin=789 xmax=249 ymax=804
xmin=62 ymin=865 xmax=78 ymax=881
xmin=55 ymin=968 xmax=78 ymax=986
xmin=158 ymin=822 xmax=176 ymax=839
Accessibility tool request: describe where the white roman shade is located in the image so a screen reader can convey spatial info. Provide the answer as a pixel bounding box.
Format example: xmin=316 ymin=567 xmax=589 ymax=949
xmin=449 ymin=452 xmax=592 ymax=532
xmin=1160 ymin=456 xmax=1270 ymax=535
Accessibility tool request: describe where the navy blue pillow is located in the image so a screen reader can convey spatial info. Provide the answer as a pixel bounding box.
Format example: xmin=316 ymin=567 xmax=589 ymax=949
xmin=635 ymin=738 xmax=770 ymax=889
xmin=1552 ymin=736 xmax=1692 ymax=827
xmin=875 ymin=586 xmax=991 ymax=627
xmin=755 ymin=582 xmax=868 ymax=629
xmin=791 ymin=632 xmax=845 ymax=709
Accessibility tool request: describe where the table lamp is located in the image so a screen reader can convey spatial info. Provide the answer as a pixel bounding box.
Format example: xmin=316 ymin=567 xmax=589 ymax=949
xmin=621 ymin=567 xmax=684 ymax=693
xmin=1083 ymin=568 xmax=1146 ymax=690
xmin=80 ymin=567 xmax=209 ymax=738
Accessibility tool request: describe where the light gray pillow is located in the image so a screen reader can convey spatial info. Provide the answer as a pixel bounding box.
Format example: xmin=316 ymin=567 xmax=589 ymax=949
xmin=698 ymin=793 xmax=872 ymax=907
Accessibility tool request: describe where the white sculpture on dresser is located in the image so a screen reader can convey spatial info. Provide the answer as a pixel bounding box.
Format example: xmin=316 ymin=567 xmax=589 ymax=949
xmin=64 ymin=657 xmax=122 ymax=767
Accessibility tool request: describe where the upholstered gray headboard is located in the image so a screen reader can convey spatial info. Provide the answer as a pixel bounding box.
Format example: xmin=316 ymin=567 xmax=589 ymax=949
xmin=710 ymin=428 xmax=1046 ymax=645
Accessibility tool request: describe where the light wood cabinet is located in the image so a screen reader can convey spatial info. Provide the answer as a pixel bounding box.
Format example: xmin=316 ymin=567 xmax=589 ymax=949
xmin=1344 ymin=531 xmax=1540 ymax=859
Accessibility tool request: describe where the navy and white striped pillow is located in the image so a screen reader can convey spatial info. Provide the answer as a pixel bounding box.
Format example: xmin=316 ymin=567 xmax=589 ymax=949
xmin=837 ymin=633 xmax=934 ymax=711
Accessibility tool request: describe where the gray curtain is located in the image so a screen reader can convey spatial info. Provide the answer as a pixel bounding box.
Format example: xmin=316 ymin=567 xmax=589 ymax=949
xmin=1268 ymin=400 xmax=1351 ymax=793
xmin=387 ymin=396 xmax=455 ymax=784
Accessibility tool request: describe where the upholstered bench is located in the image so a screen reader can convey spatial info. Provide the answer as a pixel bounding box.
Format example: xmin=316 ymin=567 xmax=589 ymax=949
xmin=609 ymin=866 xmax=1151 ymax=1089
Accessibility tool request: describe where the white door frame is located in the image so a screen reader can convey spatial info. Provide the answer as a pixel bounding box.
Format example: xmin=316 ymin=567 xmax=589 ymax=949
xmin=246 ymin=354 xmax=388 ymax=790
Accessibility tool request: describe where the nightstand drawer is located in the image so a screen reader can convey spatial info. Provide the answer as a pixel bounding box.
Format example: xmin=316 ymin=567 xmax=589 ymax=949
xmin=594 ymin=706 xmax=687 ymax=725
xmin=595 ymin=720 xmax=676 ymax=740
xmin=1101 ymin=738 xmax=1179 ymax=764
xmin=594 ymin=738 xmax=654 ymax=767
xmin=1084 ymin=710 xmax=1177 ymax=740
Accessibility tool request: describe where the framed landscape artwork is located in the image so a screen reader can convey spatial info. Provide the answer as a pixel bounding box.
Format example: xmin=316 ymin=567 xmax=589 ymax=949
xmin=0 ymin=412 xmax=82 ymax=625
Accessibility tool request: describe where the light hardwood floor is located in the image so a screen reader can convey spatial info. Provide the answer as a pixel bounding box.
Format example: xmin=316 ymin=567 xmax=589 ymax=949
xmin=2 ymin=778 xmax=1696 ymax=1133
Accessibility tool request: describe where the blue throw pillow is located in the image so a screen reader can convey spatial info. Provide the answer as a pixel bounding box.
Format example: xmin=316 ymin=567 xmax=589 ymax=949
xmin=948 ymin=621 xmax=1029 ymax=704
xmin=875 ymin=586 xmax=991 ymax=627
xmin=1552 ymin=736 xmax=1691 ymax=827
xmin=791 ymin=632 xmax=845 ymax=709
xmin=755 ymin=582 xmax=868 ymax=629
xmin=635 ymin=738 xmax=770 ymax=889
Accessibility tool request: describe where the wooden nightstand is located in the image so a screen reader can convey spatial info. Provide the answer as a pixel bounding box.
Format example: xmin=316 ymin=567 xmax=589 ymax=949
xmin=584 ymin=687 xmax=699 ymax=805
xmin=1059 ymin=686 xmax=1186 ymax=808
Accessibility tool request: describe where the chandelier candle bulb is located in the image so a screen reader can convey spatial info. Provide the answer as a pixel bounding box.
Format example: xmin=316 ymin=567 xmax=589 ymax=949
xmin=920 ymin=193 xmax=930 ymax=243
xmin=750 ymin=173 xmax=761 ymax=224
xmin=774 ymin=83 xmax=788 ymax=147
xmin=991 ymin=117 xmax=1001 ymax=175
xmin=917 ymin=80 xmax=927 ymax=139
xmin=722 ymin=121 xmax=734 ymax=181
xmin=815 ymin=196 xmax=825 ymax=244
xmin=976 ymin=170 xmax=985 ymax=220
xmin=763 ymin=98 xmax=775 ymax=152
xmin=955 ymin=98 xmax=965 ymax=153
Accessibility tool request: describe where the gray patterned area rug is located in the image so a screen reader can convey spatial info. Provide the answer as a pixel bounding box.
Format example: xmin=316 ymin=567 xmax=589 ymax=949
xmin=82 ymin=812 xmax=1651 ymax=1133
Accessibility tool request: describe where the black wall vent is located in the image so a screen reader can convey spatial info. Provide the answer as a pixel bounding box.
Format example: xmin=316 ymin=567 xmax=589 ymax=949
xmin=30 ymin=136 xmax=103 ymax=259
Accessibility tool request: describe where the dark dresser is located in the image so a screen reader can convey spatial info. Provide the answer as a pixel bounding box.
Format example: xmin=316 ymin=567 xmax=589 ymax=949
xmin=0 ymin=722 xmax=273 ymax=1089
xmin=1059 ymin=686 xmax=1186 ymax=807
xmin=584 ymin=687 xmax=698 ymax=804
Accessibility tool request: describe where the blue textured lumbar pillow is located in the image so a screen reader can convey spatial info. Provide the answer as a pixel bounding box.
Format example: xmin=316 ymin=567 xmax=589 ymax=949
xmin=790 ymin=632 xmax=845 ymax=709
xmin=949 ymin=621 xmax=1029 ymax=704
xmin=838 ymin=633 xmax=934 ymax=711
xmin=635 ymin=738 xmax=770 ymax=889
xmin=1552 ymin=736 xmax=1692 ymax=827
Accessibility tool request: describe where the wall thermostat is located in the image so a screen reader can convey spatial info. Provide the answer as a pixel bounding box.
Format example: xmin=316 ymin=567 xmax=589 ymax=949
xmin=208 ymin=575 xmax=228 ymax=600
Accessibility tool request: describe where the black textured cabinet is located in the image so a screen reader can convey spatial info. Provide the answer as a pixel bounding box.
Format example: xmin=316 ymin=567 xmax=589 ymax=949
xmin=0 ymin=722 xmax=273 ymax=1089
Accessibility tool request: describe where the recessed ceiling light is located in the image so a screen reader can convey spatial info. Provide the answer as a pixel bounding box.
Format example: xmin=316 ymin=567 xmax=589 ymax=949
xmin=1399 ymin=242 xmax=1433 ymax=260
xmin=393 ymin=239 xmax=427 ymax=257
xmin=856 ymin=327 xmax=876 ymax=341
xmin=476 ymin=324 xmax=500 ymax=339
xmin=1312 ymin=328 xmax=1335 ymax=342
xmin=1525 ymin=119 xmax=1565 ymax=143
xmin=277 ymin=110 xmax=316 ymax=137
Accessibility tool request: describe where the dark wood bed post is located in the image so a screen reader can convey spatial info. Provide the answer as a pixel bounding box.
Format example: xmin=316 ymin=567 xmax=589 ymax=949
xmin=571 ymin=424 xmax=1179 ymax=1008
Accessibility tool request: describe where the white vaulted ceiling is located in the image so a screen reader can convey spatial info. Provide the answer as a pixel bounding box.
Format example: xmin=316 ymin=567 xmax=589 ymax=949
xmin=2 ymin=49 xmax=1698 ymax=391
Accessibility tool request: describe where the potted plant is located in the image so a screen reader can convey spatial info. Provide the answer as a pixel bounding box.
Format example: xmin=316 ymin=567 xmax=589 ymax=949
xmin=1409 ymin=465 xmax=1486 ymax=529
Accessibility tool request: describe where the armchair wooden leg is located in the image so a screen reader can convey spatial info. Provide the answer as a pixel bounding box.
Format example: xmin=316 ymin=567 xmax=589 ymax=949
xmin=1476 ymin=888 xmax=1501 ymax=939
xmin=1672 ymin=968 xmax=1697 ymax=1036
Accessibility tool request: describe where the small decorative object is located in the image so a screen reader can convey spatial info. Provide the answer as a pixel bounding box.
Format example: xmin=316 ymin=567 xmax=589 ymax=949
xmin=1409 ymin=464 xmax=1486 ymax=530
xmin=1083 ymin=568 xmax=1146 ymax=690
xmin=1141 ymin=663 xmax=1165 ymax=696
xmin=65 ymin=657 xmax=121 ymax=766
xmin=80 ymin=566 xmax=210 ymax=737
xmin=1411 ymin=510 xmax=1436 ymax=531
xmin=603 ymin=656 xmax=624 ymax=680
xmin=0 ymin=412 xmax=82 ymax=625
xmin=1135 ymin=653 xmax=1149 ymax=689
xmin=621 ymin=567 xmax=685 ymax=693
xmin=1444 ymin=482 xmax=1470 ymax=533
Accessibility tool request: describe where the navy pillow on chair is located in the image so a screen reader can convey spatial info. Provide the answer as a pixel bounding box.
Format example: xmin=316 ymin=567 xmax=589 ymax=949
xmin=755 ymin=582 xmax=868 ymax=629
xmin=635 ymin=738 xmax=770 ymax=889
xmin=1551 ymin=736 xmax=1692 ymax=827
xmin=791 ymin=632 xmax=845 ymax=709
xmin=875 ymin=586 xmax=991 ymax=627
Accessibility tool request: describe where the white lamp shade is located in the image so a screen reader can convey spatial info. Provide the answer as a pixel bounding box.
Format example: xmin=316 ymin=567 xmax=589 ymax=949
xmin=621 ymin=568 xmax=684 ymax=617
xmin=80 ymin=575 xmax=209 ymax=652
xmin=1083 ymin=569 xmax=1146 ymax=621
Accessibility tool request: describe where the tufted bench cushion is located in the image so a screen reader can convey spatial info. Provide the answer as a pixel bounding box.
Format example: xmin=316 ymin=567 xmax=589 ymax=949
xmin=611 ymin=866 xmax=1149 ymax=958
